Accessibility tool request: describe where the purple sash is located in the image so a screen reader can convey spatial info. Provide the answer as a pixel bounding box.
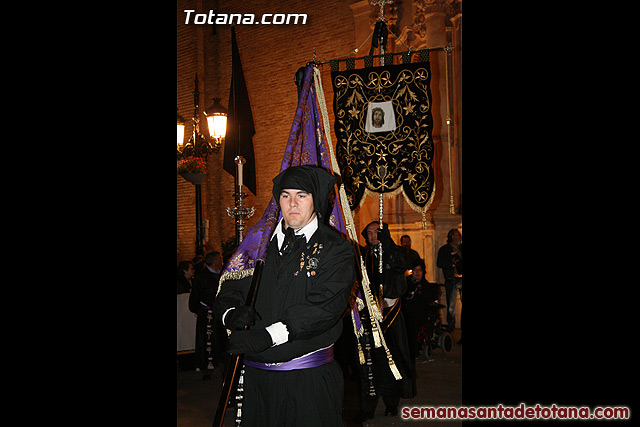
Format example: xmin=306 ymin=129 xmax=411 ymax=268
xmin=244 ymin=345 xmax=334 ymax=371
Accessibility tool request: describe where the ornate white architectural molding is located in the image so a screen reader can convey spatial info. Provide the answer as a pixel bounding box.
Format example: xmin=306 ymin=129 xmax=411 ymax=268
xmin=395 ymin=0 xmax=461 ymax=50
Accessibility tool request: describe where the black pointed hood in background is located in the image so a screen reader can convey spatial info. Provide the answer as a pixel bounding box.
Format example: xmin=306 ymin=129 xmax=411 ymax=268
xmin=224 ymin=26 xmax=256 ymax=196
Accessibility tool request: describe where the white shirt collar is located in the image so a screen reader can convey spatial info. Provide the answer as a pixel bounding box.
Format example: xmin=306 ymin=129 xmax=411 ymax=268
xmin=206 ymin=264 xmax=220 ymax=274
xmin=271 ymin=215 xmax=318 ymax=249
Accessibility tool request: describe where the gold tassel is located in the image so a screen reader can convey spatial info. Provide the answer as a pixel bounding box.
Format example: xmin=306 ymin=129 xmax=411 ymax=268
xmin=379 ymin=327 xmax=403 ymax=380
xmin=371 ymin=320 xmax=382 ymax=348
xmin=357 ymin=341 xmax=365 ymax=365
xmin=373 ymin=317 xmax=403 ymax=380
xmin=388 ymin=356 xmax=403 ymax=380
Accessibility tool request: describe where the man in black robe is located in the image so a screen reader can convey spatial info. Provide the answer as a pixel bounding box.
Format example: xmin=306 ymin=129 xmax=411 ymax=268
xmin=353 ymin=221 xmax=413 ymax=422
xmin=402 ymin=260 xmax=440 ymax=361
xmin=189 ymin=251 xmax=224 ymax=378
xmin=214 ymin=165 xmax=356 ymax=426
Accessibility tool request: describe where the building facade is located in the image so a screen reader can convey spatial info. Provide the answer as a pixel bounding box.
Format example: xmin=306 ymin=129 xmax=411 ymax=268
xmin=177 ymin=0 xmax=462 ymax=291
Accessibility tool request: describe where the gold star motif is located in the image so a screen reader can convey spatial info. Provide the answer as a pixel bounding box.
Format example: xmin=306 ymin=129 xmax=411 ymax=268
xmin=403 ymin=103 xmax=415 ymax=115
xmin=406 ymin=172 xmax=417 ymax=185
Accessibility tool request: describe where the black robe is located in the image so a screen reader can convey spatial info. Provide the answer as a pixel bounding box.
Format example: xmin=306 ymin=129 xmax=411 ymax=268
xmin=402 ymin=276 xmax=440 ymax=360
xmin=357 ymin=241 xmax=414 ymax=413
xmin=189 ymin=268 xmax=223 ymax=369
xmin=215 ymin=221 xmax=356 ymax=426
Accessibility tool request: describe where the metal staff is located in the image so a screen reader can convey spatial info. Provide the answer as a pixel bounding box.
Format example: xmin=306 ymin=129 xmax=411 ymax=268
xmin=212 ymin=259 xmax=265 ymax=427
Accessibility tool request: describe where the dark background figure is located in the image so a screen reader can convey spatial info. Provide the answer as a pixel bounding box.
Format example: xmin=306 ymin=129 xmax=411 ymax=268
xmin=222 ymin=245 xmax=238 ymax=266
xmin=192 ymin=254 xmax=206 ymax=277
xmin=436 ymin=229 xmax=463 ymax=335
xmin=177 ymin=260 xmax=195 ymax=294
xmin=402 ymin=261 xmax=440 ymax=361
xmin=189 ymin=251 xmax=224 ymax=379
xmin=353 ymin=221 xmax=413 ymax=423
xmin=400 ymin=234 xmax=423 ymax=273
xmin=177 ymin=259 xmax=196 ymax=371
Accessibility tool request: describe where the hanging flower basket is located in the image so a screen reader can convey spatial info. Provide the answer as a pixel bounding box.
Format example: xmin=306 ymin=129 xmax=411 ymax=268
xmin=177 ymin=157 xmax=207 ymax=185
xmin=180 ymin=172 xmax=206 ymax=185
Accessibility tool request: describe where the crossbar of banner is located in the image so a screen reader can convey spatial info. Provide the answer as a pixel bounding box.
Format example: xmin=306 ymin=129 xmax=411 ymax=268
xmin=312 ymin=45 xmax=453 ymax=71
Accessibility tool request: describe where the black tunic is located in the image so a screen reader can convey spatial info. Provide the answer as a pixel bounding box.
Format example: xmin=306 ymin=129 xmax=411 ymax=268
xmin=402 ymin=276 xmax=440 ymax=360
xmin=357 ymin=241 xmax=414 ymax=412
xmin=189 ymin=268 xmax=224 ymax=369
xmin=215 ymin=221 xmax=357 ymax=426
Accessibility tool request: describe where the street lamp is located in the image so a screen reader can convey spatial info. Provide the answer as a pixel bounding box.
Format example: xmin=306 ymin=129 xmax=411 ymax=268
xmin=177 ymin=74 xmax=224 ymax=160
xmin=177 ymin=109 xmax=186 ymax=151
xmin=177 ymin=74 xmax=228 ymax=256
xmin=204 ymin=97 xmax=228 ymax=142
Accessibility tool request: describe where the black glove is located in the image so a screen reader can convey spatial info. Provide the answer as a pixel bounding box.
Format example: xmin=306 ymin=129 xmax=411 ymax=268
xmin=228 ymin=328 xmax=273 ymax=355
xmin=377 ymin=225 xmax=392 ymax=246
xmin=225 ymin=306 xmax=261 ymax=330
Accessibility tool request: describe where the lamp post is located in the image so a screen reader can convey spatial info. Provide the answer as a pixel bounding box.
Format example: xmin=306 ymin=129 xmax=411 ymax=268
xmin=177 ymin=74 xmax=227 ymax=257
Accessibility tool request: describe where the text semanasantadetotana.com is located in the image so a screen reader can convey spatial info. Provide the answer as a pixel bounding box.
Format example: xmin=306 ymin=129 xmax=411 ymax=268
xmin=401 ymin=403 xmax=630 ymax=420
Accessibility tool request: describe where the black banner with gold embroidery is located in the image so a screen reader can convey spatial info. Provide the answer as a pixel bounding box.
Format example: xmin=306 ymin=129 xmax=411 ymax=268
xmin=331 ymin=62 xmax=434 ymax=213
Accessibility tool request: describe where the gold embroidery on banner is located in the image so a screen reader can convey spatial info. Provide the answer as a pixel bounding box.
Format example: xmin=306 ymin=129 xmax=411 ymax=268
xmin=333 ymin=65 xmax=434 ymax=215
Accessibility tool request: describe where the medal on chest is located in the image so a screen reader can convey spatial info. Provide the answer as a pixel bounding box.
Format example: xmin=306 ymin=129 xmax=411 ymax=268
xmin=293 ymin=242 xmax=323 ymax=277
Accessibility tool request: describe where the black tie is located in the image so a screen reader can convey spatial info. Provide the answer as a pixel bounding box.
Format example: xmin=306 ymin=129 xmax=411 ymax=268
xmin=280 ymin=222 xmax=303 ymax=256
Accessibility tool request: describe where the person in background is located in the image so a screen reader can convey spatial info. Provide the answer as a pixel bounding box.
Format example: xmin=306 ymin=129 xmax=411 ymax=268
xmin=436 ymin=229 xmax=462 ymax=335
xmin=353 ymin=221 xmax=413 ymax=422
xmin=177 ymin=260 xmax=194 ymax=294
xmin=192 ymin=255 xmax=206 ymax=277
xmin=190 ymin=251 xmax=224 ymax=378
xmin=400 ymin=234 xmax=422 ymax=273
xmin=402 ymin=261 xmax=440 ymax=362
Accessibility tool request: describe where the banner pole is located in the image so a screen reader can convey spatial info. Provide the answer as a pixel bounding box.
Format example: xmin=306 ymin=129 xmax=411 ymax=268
xmin=444 ymin=44 xmax=456 ymax=215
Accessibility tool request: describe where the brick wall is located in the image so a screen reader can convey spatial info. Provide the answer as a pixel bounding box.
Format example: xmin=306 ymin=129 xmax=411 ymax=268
xmin=177 ymin=0 xmax=356 ymax=261
xmin=178 ymin=0 xmax=463 ymax=268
